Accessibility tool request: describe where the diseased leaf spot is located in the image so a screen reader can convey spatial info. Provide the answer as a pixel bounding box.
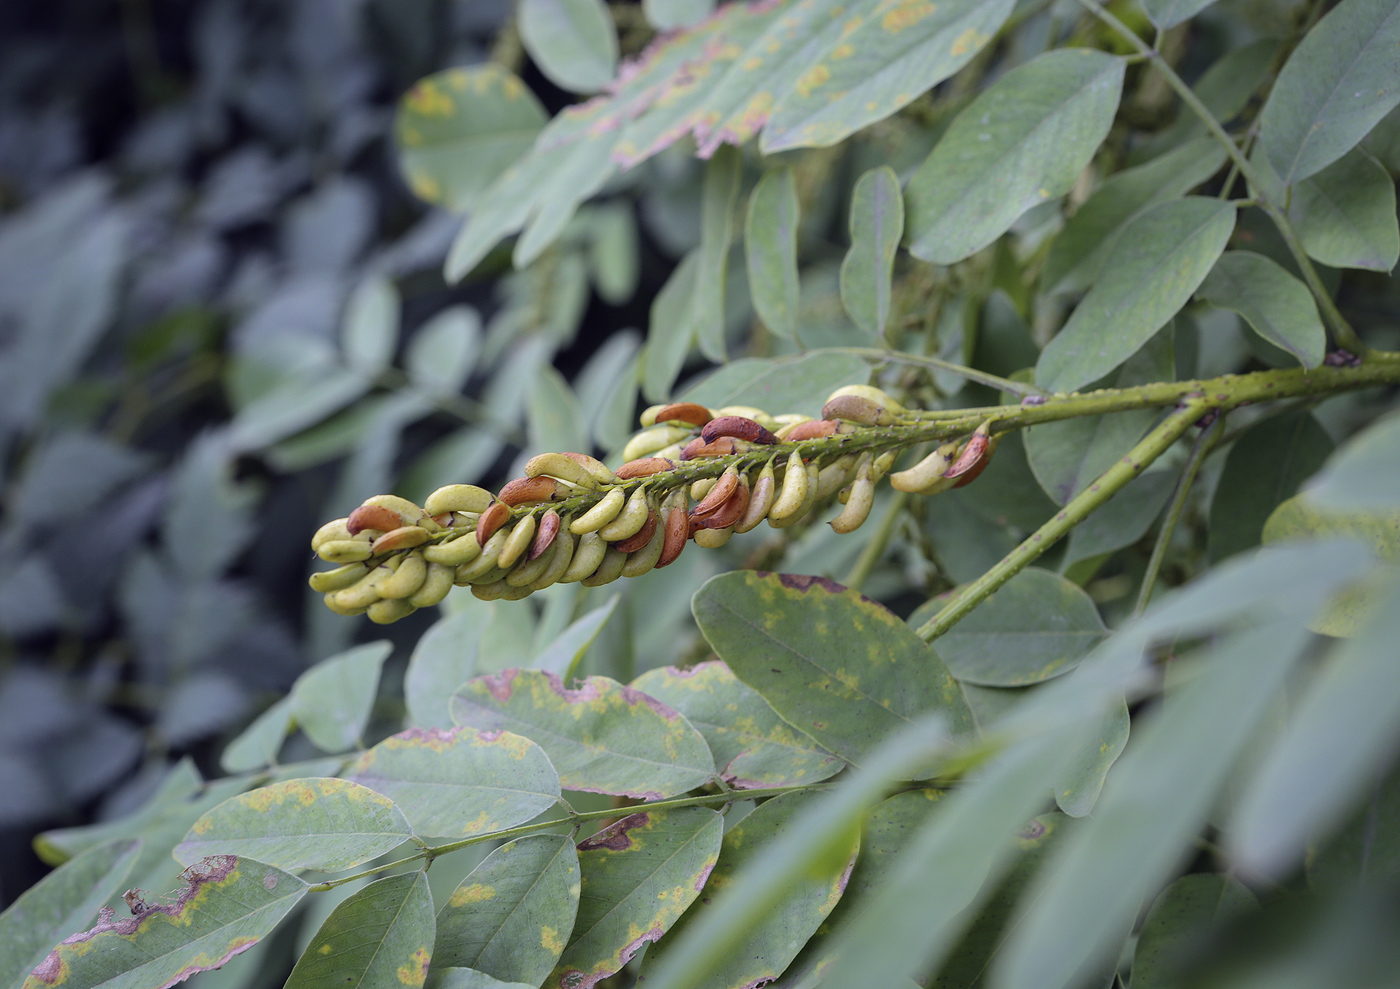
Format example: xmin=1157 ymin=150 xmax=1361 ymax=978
xmin=578 ymin=812 xmax=650 ymax=851
xmin=395 ymin=946 xmax=431 ymax=986
xmin=882 ymin=0 xmax=937 ymax=33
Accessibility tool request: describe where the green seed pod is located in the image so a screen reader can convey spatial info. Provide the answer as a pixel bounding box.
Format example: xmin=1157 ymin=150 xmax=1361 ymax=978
xmin=815 ymin=454 xmax=858 ymax=500
xmin=408 ymin=562 xmax=455 ymax=608
xmin=496 ymin=514 xmax=537 ymax=570
xmin=423 ymin=533 xmax=483 ymax=566
xmin=621 ymin=424 xmax=693 ymax=462
xmin=332 ymin=563 xmax=394 ymax=611
xmin=502 ymin=583 xmax=534 ymax=601
xmin=506 ymin=531 xmax=558 ymax=586
xmin=560 ymin=531 xmax=607 ymax=583
xmin=581 ymin=545 xmax=628 ymax=587
xmin=455 ymin=528 xmax=507 ymax=584
xmin=529 ymin=531 xmax=577 ymax=590
xmin=368 ymin=598 xmax=417 ymax=624
xmin=377 ymin=551 xmax=428 ymax=599
xmin=694 ymin=525 xmax=733 ymax=548
xmin=768 ymin=451 xmax=810 ymax=528
xmin=471 ymin=578 xmax=513 ymax=601
xmin=599 ymin=485 xmax=651 ymax=541
xmin=323 ymin=592 xmax=371 ymax=617
xmin=570 ymin=487 xmax=626 ymax=534
xmin=424 ymin=484 xmax=495 ymax=516
xmin=690 ymin=477 xmax=718 ymax=501
xmin=621 ymin=517 xmax=666 ymax=577
xmin=311 ymin=518 xmax=353 ymax=552
xmin=318 ymin=539 xmax=373 ymax=564
xmin=309 ymin=562 xmax=371 ymax=593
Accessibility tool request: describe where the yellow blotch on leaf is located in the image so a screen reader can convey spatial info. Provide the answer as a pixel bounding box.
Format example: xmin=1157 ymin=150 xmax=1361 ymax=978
xmin=318 ymin=944 xmax=333 ymax=955
xmin=831 ymin=43 xmax=855 ymax=59
xmin=404 ymin=83 xmax=455 ymax=118
xmin=396 ymin=947 xmax=431 ymax=987
xmin=541 ymin=925 xmax=565 ymax=955
xmin=796 ymin=64 xmax=832 ymax=98
xmin=449 ymin=883 xmax=496 ymax=907
xmin=882 ymin=0 xmax=937 ymax=33
xmin=446 ymin=68 xmax=470 ymax=91
xmin=950 ymin=27 xmax=988 ymax=56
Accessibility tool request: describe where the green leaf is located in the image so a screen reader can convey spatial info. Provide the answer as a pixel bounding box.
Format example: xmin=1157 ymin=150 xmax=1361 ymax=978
xmin=906 ymin=49 xmax=1124 ymax=264
xmin=290 ymin=642 xmax=390 ymax=753
xmin=21 ymin=857 xmax=306 ymax=989
xmin=644 ymin=0 xmax=715 ymax=30
xmin=1036 ymin=197 xmax=1235 ymax=394
xmin=450 ymin=670 xmax=716 ymax=799
xmin=535 ymin=595 xmax=621 ymax=683
xmin=1196 ymin=251 xmax=1327 ymax=367
xmin=346 ymin=726 xmax=560 ymax=839
xmin=342 ymin=276 xmax=399 ymax=375
xmin=398 ymin=65 xmax=547 ymax=212
xmin=1130 ymin=875 xmax=1257 ymax=989
xmin=587 ymin=205 xmax=640 ymax=305
xmin=643 ymin=250 xmax=700 ymax=403
xmin=1308 ymin=760 xmax=1400 ymax=887
xmin=1209 ymin=411 xmax=1334 ymax=561
xmin=933 ymin=568 xmax=1107 ymax=687
xmin=745 ymin=168 xmax=801 ymax=340
xmin=681 ymin=352 xmax=870 ymax=418
xmin=220 ymin=697 xmax=293 ymax=774
xmin=407 ymin=306 xmax=481 ymax=395
xmin=639 ymin=792 xmax=858 ymax=989
xmin=435 ymin=835 xmax=580 ymax=985
xmin=761 ymin=0 xmax=1015 ymax=153
xmin=405 ymin=608 xmax=489 ymax=730
xmin=518 ymin=0 xmax=618 ymax=94
xmin=992 ymin=621 xmax=1314 ymax=989
xmin=0 ymin=839 xmax=140 ymax=989
xmin=576 ymin=331 xmax=642 ymax=450
xmin=513 ymin=132 xmax=619 ymax=268
xmin=1258 ymin=0 xmax=1400 ymax=184
xmin=694 ymin=145 xmax=741 ymax=362
xmin=1288 ymin=147 xmax=1400 ymax=272
xmin=528 ymin=365 xmax=588 ymax=458
xmin=631 ymin=661 xmax=846 ymax=788
xmin=1229 ymin=575 xmax=1400 ymax=876
xmin=175 ymin=778 xmax=413 ymax=873
xmin=428 ymin=969 xmax=534 ymax=989
xmin=549 ymin=808 xmax=723 ymax=988
xmin=1062 ymin=470 xmax=1176 ymax=569
xmin=286 ymin=872 xmax=434 ymax=989
xmin=840 ymin=166 xmax=904 ymax=338
xmin=1307 ymin=411 xmax=1400 ymax=511
xmin=1054 ymin=698 xmax=1129 ymax=818
xmin=691 ymin=572 xmax=973 ymax=765
xmin=1140 ymin=0 xmax=1218 ymax=30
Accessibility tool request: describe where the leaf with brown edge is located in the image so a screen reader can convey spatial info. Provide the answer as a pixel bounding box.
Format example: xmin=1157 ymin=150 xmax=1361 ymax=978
xmin=22 ymin=857 xmax=306 ymax=989
xmin=691 ymin=572 xmax=973 ymax=765
xmin=547 ymin=808 xmax=723 ymax=989
xmin=450 ymin=671 xmax=716 ymax=799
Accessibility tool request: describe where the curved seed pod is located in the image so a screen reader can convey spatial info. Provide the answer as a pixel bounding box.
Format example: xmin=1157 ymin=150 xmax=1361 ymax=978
xmin=599 ymin=486 xmax=652 ymax=540
xmin=457 ymin=528 xmax=508 ymax=583
xmin=692 ymin=467 xmax=739 ymax=520
xmin=502 ymin=583 xmax=535 ymax=601
xmin=768 ymin=451 xmax=809 ymax=525
xmin=613 ymin=509 xmax=659 ymax=554
xmin=782 ymin=419 xmax=841 ymax=442
xmin=560 ymin=451 xmax=619 ymax=486
xmin=323 ymin=592 xmax=371 ymax=617
xmin=506 ymin=534 xmax=558 ymax=587
xmin=312 ymin=518 xmax=353 ymax=551
xmin=701 ymin=416 xmax=779 ymax=445
xmin=622 ymin=425 xmax=693 ymax=462
xmin=771 ymin=459 xmax=822 ymax=530
xmin=525 ymin=452 xmax=600 ymax=490
xmin=332 ymin=564 xmax=394 ymax=611
xmin=529 ymin=530 xmax=576 ymax=590
xmin=651 ymin=402 xmax=714 ymax=427
xmin=715 ymin=406 xmax=778 ymax=429
xmin=773 ymin=416 xmax=815 ymax=440
xmin=471 ymin=579 xmax=513 ymax=601
xmin=378 ymin=552 xmax=429 ymax=599
xmin=622 ymin=518 xmax=666 ymax=577
xmin=499 ymin=476 xmax=568 ymax=507
xmin=346 ymin=505 xmax=403 ymax=536
xmin=694 ymin=526 xmax=734 ymax=548
xmin=581 ymin=545 xmax=629 ymax=587
xmin=953 ymin=435 xmax=999 ymax=488
xmin=889 ymin=445 xmax=955 ymax=493
xmin=528 ymin=510 xmax=561 ymax=561
xmin=423 ymin=534 xmax=483 ymax=566
xmin=615 ymin=457 xmax=678 ymax=480
xmin=362 ymin=495 xmax=429 ymax=525
xmin=944 ymin=422 xmax=994 ymax=480
xmin=734 ymin=462 xmax=776 ymax=534
xmin=638 ymin=404 xmax=669 ymax=428
xmin=368 ymin=598 xmax=416 ymax=624
xmin=831 ymin=455 xmax=875 ymax=534
xmin=822 ymin=394 xmax=897 ymax=426
xmin=560 ymin=531 xmax=607 ymax=583
xmin=815 ymin=455 xmax=858 ymax=501
xmin=690 ymin=477 xmax=718 ymax=502
xmin=653 ymin=443 xmax=686 ymax=461
xmin=872 ymin=450 xmax=898 ymax=483
xmin=318 ymin=540 xmax=373 ymax=564
xmin=371 ymin=526 xmax=431 ymax=554
xmin=701 ymin=481 xmax=749 ymax=530
xmin=497 ymin=514 xmax=538 ymax=570
xmin=309 ymin=562 xmax=372 ymax=593
xmin=570 ymin=487 xmax=626 ymax=534
xmin=476 ymin=502 xmax=511 ymax=546
xmin=681 ymin=436 xmax=748 ymax=459
xmin=408 ymin=563 xmax=455 ymax=607
xmin=424 ymin=484 xmax=495 ymax=516
xmin=826 ymin=384 xmax=906 ymax=414
xmin=657 ymin=499 xmax=690 ymax=569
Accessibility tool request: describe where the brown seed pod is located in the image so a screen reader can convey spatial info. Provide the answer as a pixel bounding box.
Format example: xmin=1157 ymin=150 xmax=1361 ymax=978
xmin=612 ymin=509 xmax=659 ymax=553
xmin=528 ymin=509 xmax=561 ymax=561
xmin=370 ymin=526 xmax=431 ymax=554
xmin=657 ymin=504 xmax=690 ymax=568
xmin=944 ymin=424 xmax=993 ymax=480
xmin=615 ymin=457 xmax=678 ymax=480
xmin=700 ymin=482 xmax=749 ymax=530
xmin=700 ymin=415 xmax=778 ymax=445
xmin=652 ymin=402 xmax=713 ymax=427
xmin=681 ymin=436 xmax=747 ymax=459
xmin=691 ymin=469 xmax=739 ymax=520
xmin=347 ymin=504 xmax=403 ymax=535
xmin=476 ymin=502 xmax=511 ymax=546
xmin=733 ymin=467 xmax=775 ymax=534
xmin=498 ymin=476 xmax=567 ymax=507
xmin=953 ymin=436 xmax=999 ymax=488
xmin=783 ymin=419 xmax=841 ymax=442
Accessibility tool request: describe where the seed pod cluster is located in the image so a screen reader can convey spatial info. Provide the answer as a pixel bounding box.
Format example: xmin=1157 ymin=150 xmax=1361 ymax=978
xmin=310 ymin=386 xmax=1001 ymax=621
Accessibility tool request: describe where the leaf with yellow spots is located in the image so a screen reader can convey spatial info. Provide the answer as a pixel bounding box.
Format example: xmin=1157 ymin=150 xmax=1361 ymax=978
xmin=548 ymin=808 xmax=722 ymax=989
xmin=396 ymin=65 xmax=547 ymax=213
xmin=436 ymin=835 xmax=580 ymax=986
xmin=638 ymin=792 xmax=858 ymax=989
xmin=174 ymin=778 xmax=413 ymax=873
xmin=22 ymin=857 xmax=305 ymax=989
xmin=692 ymin=572 xmax=973 ymax=766
xmin=761 ymin=0 xmax=1015 ymax=153
xmin=346 ymin=726 xmax=560 ymax=839
xmin=630 ymin=661 xmax=845 ymax=788
xmin=450 ymin=671 xmax=715 ymax=799
xmin=285 ymin=872 xmax=434 ymax=989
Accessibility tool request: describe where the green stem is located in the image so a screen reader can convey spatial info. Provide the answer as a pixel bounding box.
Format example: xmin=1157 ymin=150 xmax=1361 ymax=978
xmin=843 ymin=489 xmax=910 ymax=591
xmin=1134 ymin=413 xmax=1225 ymax=614
xmin=821 ymin=347 xmax=1050 ymax=398
xmin=917 ymin=401 xmax=1209 ymax=642
xmin=1071 ymin=0 xmax=1367 ymax=357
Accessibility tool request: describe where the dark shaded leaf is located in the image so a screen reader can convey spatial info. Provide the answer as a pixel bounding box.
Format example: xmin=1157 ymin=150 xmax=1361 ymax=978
xmin=1197 ymin=252 xmax=1326 ymax=367
xmin=1130 ymin=875 xmax=1256 ymax=989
